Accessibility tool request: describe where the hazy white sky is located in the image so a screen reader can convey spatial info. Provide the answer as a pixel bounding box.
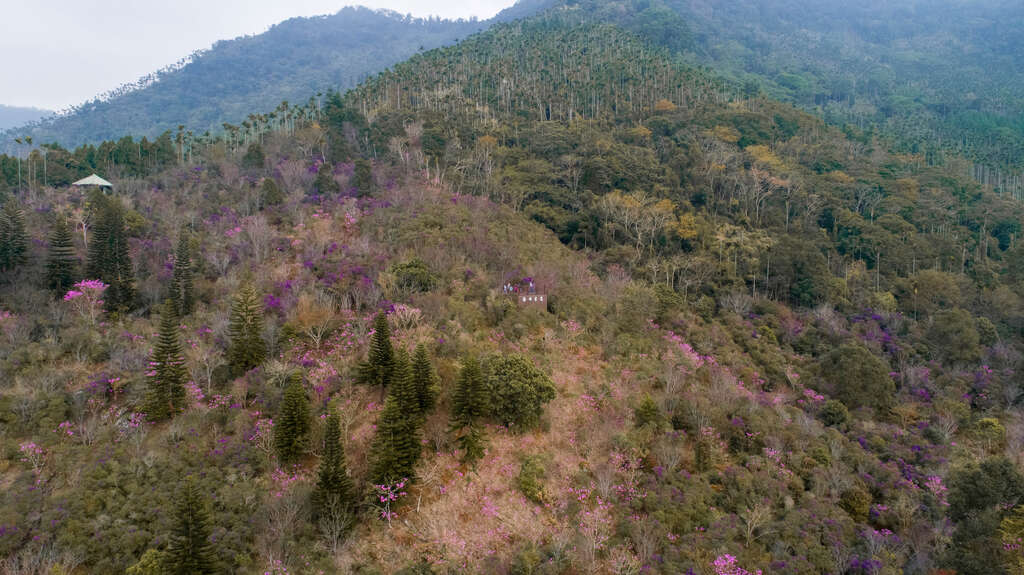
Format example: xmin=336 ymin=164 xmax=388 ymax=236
xmin=1 ymin=0 xmax=515 ymax=111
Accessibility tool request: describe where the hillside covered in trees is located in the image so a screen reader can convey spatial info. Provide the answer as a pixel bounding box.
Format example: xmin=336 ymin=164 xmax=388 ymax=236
xmin=3 ymin=5 xmax=1024 ymax=575
xmin=0 ymin=3 xmax=545 ymax=151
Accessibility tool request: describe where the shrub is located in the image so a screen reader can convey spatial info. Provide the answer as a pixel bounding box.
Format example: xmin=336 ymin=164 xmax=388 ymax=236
xmin=633 ymin=394 xmax=664 ymax=430
xmin=818 ymin=343 xmax=894 ymax=413
xmin=839 ymin=486 xmax=871 ymax=522
xmin=517 ymin=456 xmax=547 ymax=503
xmin=483 ymin=354 xmax=556 ymax=430
xmin=820 ymin=400 xmax=849 ymax=427
xmin=390 ymin=259 xmax=437 ymax=294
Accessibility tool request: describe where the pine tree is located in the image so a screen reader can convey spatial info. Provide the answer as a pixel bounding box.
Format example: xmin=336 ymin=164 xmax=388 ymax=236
xmin=84 ymin=195 xmax=109 ymax=280
xmin=227 ymin=284 xmax=266 ymax=376
xmin=0 ymin=199 xmax=28 ymax=272
xmin=169 ymin=228 xmax=195 ymax=317
xmin=314 ymin=163 xmax=339 ymax=196
xmin=274 ymin=378 xmax=311 ymax=464
xmin=312 ymin=413 xmax=354 ymax=520
xmin=451 ymin=357 xmax=487 ymax=427
xmin=46 ymin=216 xmax=78 ymax=294
xmin=457 ymin=424 xmax=486 ymax=467
xmin=411 ymin=343 xmax=438 ymax=416
xmin=353 ymin=159 xmax=373 ymax=197
xmin=450 ymin=356 xmax=489 ymax=466
xmin=146 ymin=301 xmax=188 ymax=420
xmin=370 ymin=351 xmax=421 ymax=484
xmin=357 ymin=313 xmax=394 ymax=398
xmin=85 ymin=198 xmax=135 ymax=311
xmin=166 ymin=477 xmax=218 ymax=575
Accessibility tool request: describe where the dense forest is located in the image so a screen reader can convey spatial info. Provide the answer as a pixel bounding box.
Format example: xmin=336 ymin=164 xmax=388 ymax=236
xmin=8 ymin=0 xmax=1024 ymax=195
xmin=2 ymin=4 xmax=1024 ymax=575
xmin=0 ymin=5 xmax=511 ymax=150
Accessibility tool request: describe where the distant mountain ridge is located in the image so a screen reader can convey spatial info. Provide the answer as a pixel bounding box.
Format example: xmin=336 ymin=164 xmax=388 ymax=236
xmin=0 ymin=105 xmax=52 ymax=132
xmin=0 ymin=2 xmax=549 ymax=150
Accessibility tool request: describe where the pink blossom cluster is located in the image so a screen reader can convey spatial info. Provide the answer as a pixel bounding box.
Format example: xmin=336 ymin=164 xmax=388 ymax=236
xmin=343 ymin=211 xmax=358 ymax=231
xmin=64 ymin=279 xmax=108 ymax=323
xmin=762 ymin=447 xmax=793 ymax=478
xmin=185 ymin=381 xmax=205 ymax=405
xmin=248 ymin=414 xmax=274 ymax=454
xmin=207 ymin=394 xmax=233 ymax=409
xmin=925 ymin=475 xmax=949 ymax=506
xmin=569 ymin=484 xmax=614 ymax=556
xmin=19 ymin=441 xmax=45 ymax=473
xmin=800 ymin=388 xmax=825 ymax=403
xmin=662 ymin=327 xmax=717 ymax=372
xmin=561 ymin=319 xmax=583 ymax=335
xmin=127 ymin=412 xmax=146 ymax=429
xmin=270 ymin=467 xmax=304 ymax=498
xmin=713 ymin=554 xmax=762 ymax=575
xmin=576 ymin=394 xmax=600 ymax=413
xmin=375 ymin=478 xmax=409 ymax=524
xmin=55 ymin=421 xmax=75 ymax=438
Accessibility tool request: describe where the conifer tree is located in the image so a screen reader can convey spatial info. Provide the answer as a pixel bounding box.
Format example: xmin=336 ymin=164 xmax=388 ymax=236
xmin=450 ymin=356 xmax=489 ymax=465
xmin=166 ymin=477 xmax=218 ymax=575
xmin=314 ymin=163 xmax=339 ymax=196
xmin=227 ymin=284 xmax=266 ymax=376
xmin=169 ymin=228 xmax=195 ymax=317
xmin=146 ymin=301 xmax=188 ymax=420
xmin=411 ymin=343 xmax=438 ymax=416
xmin=85 ymin=198 xmax=135 ymax=311
xmin=312 ymin=413 xmax=354 ymax=520
xmin=274 ymin=378 xmax=311 ymax=464
xmin=46 ymin=216 xmax=78 ymax=294
xmin=370 ymin=351 xmax=421 ymax=484
xmin=451 ymin=357 xmax=487 ymax=427
xmin=353 ymin=159 xmax=374 ymax=197
xmin=357 ymin=313 xmax=394 ymax=397
xmin=0 ymin=198 xmax=28 ymax=272
xmin=457 ymin=424 xmax=486 ymax=467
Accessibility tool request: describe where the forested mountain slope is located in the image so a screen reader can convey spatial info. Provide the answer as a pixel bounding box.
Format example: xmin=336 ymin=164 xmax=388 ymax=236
xmin=552 ymin=0 xmax=1024 ymax=186
xmin=2 ymin=10 xmax=1024 ymax=575
xmin=0 ymin=3 xmax=546 ymax=150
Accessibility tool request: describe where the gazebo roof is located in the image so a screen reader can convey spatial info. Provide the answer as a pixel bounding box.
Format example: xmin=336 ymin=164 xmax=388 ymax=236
xmin=71 ymin=174 xmax=113 ymax=188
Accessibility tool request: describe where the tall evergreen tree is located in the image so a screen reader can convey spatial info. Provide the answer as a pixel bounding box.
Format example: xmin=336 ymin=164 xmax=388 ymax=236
xmin=226 ymin=284 xmax=266 ymax=376
xmin=353 ymin=159 xmax=374 ymax=197
xmin=85 ymin=198 xmax=135 ymax=311
xmin=169 ymin=228 xmax=195 ymax=317
xmin=46 ymin=216 xmax=78 ymax=294
xmin=370 ymin=351 xmax=421 ymax=484
xmin=146 ymin=301 xmax=188 ymax=420
xmin=274 ymin=378 xmax=311 ymax=464
xmin=0 ymin=198 xmax=28 ymax=272
xmin=357 ymin=313 xmax=394 ymax=398
xmin=451 ymin=357 xmax=487 ymax=427
xmin=450 ymin=356 xmax=489 ymax=465
xmin=314 ymin=162 xmax=339 ymax=195
xmin=312 ymin=413 xmax=354 ymax=520
xmin=166 ymin=477 xmax=218 ymax=575
xmin=411 ymin=343 xmax=438 ymax=416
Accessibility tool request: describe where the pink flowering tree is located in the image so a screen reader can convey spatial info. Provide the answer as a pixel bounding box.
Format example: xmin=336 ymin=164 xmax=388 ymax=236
xmin=248 ymin=413 xmax=275 ymax=457
xmin=19 ymin=441 xmax=45 ymax=475
xmin=713 ymin=554 xmax=763 ymax=575
xmin=64 ymin=279 xmax=108 ymax=324
xmin=374 ymin=478 xmax=408 ymax=528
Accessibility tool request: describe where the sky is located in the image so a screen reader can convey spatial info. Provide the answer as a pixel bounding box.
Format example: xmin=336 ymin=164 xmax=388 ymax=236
xmin=1 ymin=0 xmax=515 ymax=111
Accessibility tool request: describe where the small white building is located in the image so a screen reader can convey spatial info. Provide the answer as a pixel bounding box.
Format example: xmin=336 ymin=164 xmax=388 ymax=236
xmin=71 ymin=174 xmax=114 ymax=192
